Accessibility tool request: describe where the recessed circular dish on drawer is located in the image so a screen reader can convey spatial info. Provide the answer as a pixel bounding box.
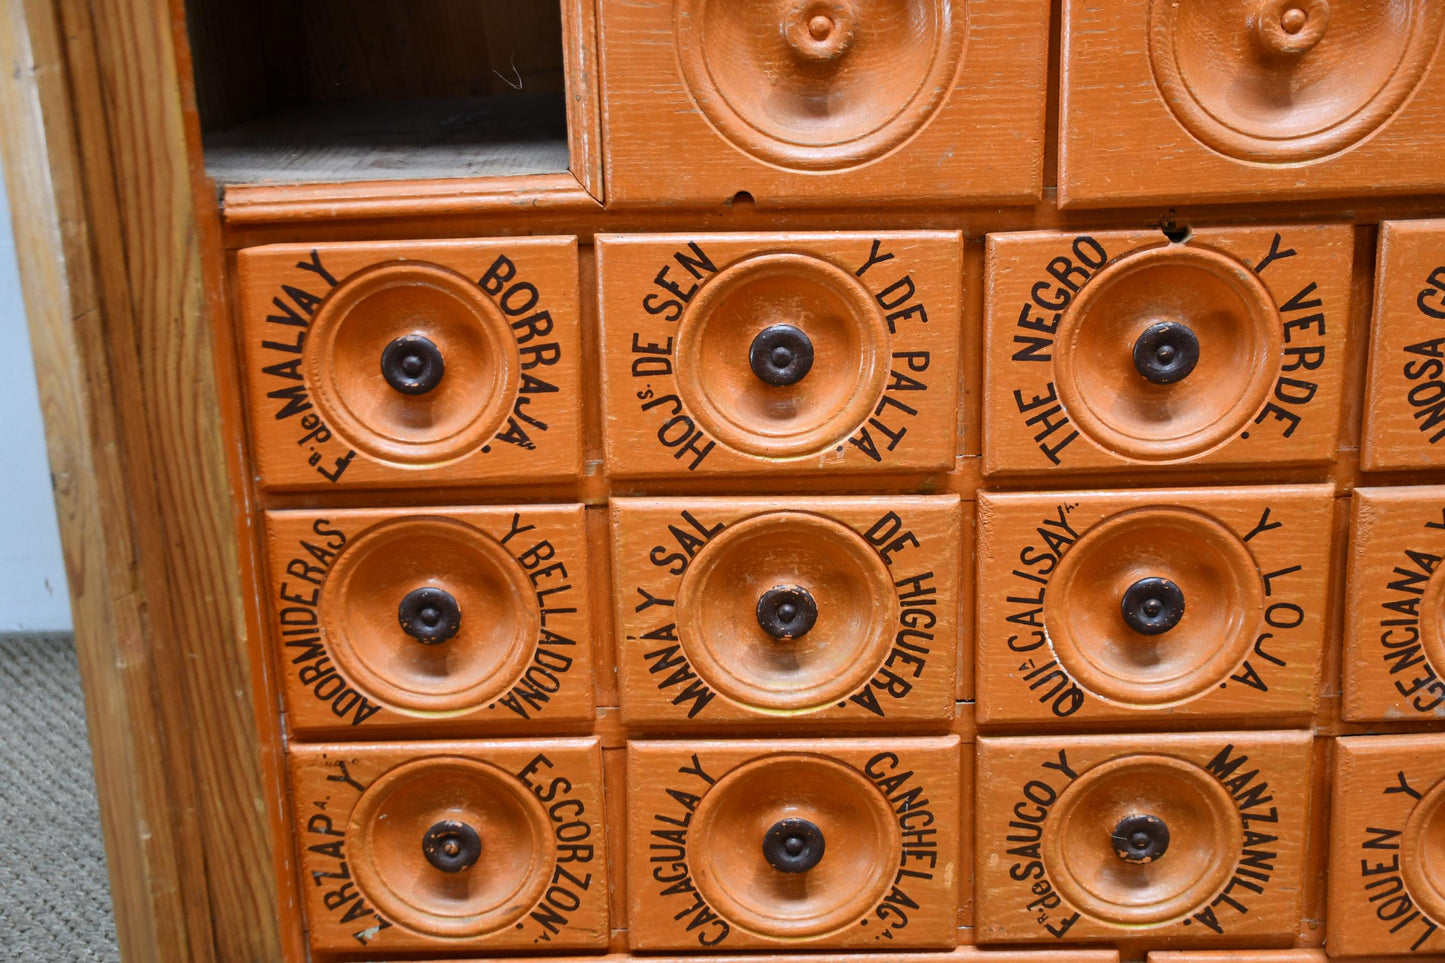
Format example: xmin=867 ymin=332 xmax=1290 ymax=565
xmin=1043 ymin=754 xmax=1241 ymax=926
xmin=674 ymin=0 xmax=967 ymax=171
xmin=689 ymin=754 xmax=900 ymax=938
xmin=1149 ymin=0 xmax=1445 ymax=162
xmin=676 ymin=511 xmax=897 ymax=713
xmin=1044 ymin=506 xmax=1264 ymax=707
xmin=305 ymin=261 xmax=516 ymax=467
xmin=347 ymin=756 xmax=552 ymax=938
xmin=674 ymin=253 xmax=889 ymax=458
xmin=319 ymin=516 xmax=539 ymax=716
xmin=1053 ymin=244 xmax=1282 ymax=461
xmin=1403 ymin=771 xmax=1445 ymax=923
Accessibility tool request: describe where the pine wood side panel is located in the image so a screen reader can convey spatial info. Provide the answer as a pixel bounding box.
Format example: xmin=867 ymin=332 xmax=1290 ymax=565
xmin=0 ymin=1 xmax=192 ymax=956
xmin=0 ymin=0 xmax=284 ymax=959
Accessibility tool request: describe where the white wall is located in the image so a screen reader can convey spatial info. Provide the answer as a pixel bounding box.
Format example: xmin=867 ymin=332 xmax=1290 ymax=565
xmin=0 ymin=163 xmax=72 ymax=632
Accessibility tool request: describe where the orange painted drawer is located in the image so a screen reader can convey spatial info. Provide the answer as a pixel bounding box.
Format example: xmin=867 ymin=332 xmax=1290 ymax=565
xmin=1363 ymin=220 xmax=1445 ymax=470
xmin=264 ymin=505 xmax=594 ymax=736
xmin=626 ymin=737 xmax=960 ymax=951
xmin=983 ymin=225 xmax=1351 ymax=476
xmin=612 ymin=495 xmax=960 ymax=728
xmin=975 ymin=731 xmax=1312 ymax=945
xmin=1328 ymin=735 xmax=1445 ymax=956
xmin=976 ymin=486 xmax=1332 ymax=727
xmin=1344 ymin=487 xmax=1445 ymax=722
xmin=1149 ymin=953 xmax=1325 ymax=962
xmin=596 ymin=1 xmax=1049 ymax=207
xmin=238 ymin=238 xmax=582 ymax=490
xmin=289 ymin=738 xmax=608 ymax=955
xmin=436 ymin=952 xmax=1120 ymax=963
xmin=598 ymin=232 xmax=962 ymax=480
xmin=1059 ymin=1 xmax=1445 ymax=207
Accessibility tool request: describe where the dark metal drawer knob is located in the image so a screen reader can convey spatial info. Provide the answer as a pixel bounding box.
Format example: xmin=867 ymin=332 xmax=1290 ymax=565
xmin=1133 ymin=321 xmax=1200 ymax=385
xmin=1112 ymin=813 xmax=1170 ymax=863
xmin=763 ymin=817 xmax=825 ymax=874
xmin=1121 ymin=576 xmax=1185 ymax=636
xmin=750 ymin=324 xmax=815 ymax=387
xmin=422 ymin=819 xmax=482 ymax=873
xmin=398 ymin=586 xmax=462 ymax=644
xmin=756 ymin=585 xmax=819 ymax=639
xmin=382 ymin=333 xmax=446 ymax=395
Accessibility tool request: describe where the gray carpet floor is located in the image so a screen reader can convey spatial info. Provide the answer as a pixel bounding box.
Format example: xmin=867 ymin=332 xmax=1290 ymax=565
xmin=0 ymin=633 xmax=119 ymax=961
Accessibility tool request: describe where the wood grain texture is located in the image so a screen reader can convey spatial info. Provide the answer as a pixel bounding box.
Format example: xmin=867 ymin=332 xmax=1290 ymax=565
xmin=237 ymin=237 xmax=584 ymax=491
xmin=610 ymin=495 xmax=961 ymax=729
xmin=1328 ymin=734 xmax=1445 ymax=956
xmin=597 ymin=0 xmax=1050 ymax=207
xmin=983 ymin=225 xmax=1353 ymax=476
xmin=1342 ymin=486 xmax=1445 ymax=723
xmin=1361 ymin=219 xmax=1445 ymax=471
xmin=625 ymin=737 xmax=961 ymax=951
xmin=288 ymin=738 xmax=609 ymax=955
xmin=976 ymin=485 xmax=1333 ymax=728
xmin=597 ymin=232 xmax=963 ymax=480
xmin=0 ymin=0 xmax=285 ymax=958
xmin=263 ymin=503 xmax=596 ymax=737
xmin=975 ymin=731 xmax=1313 ymax=945
xmin=1059 ymin=0 xmax=1445 ymax=208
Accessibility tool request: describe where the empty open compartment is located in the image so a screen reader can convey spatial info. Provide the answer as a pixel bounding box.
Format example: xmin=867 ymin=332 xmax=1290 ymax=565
xmin=185 ymin=1 xmax=580 ymax=187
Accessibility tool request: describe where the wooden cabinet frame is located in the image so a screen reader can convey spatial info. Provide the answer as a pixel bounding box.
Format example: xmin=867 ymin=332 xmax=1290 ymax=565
xmin=0 ymin=0 xmax=286 ymax=958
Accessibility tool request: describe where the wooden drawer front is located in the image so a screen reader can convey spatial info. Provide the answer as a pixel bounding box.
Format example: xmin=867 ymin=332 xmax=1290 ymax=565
xmin=626 ymin=737 xmax=961 ymax=951
xmin=289 ymin=738 xmax=608 ymax=955
xmin=1328 ymin=735 xmax=1445 ymax=957
xmin=1149 ymin=953 xmax=1325 ymax=963
xmin=435 ymin=953 xmax=1120 ymax=963
xmin=975 ymin=732 xmax=1312 ymax=944
xmin=1363 ymin=220 xmax=1445 ymax=470
xmin=1059 ymin=1 xmax=1445 ymax=207
xmin=264 ymin=504 xmax=593 ymax=736
xmin=983 ymin=225 xmax=1352 ymax=476
xmin=596 ymin=1 xmax=1049 ymax=208
xmin=434 ymin=952 xmax=1120 ymax=962
xmin=612 ymin=496 xmax=960 ymax=728
xmin=976 ymin=486 xmax=1332 ymax=727
xmin=1344 ymin=487 xmax=1445 ymax=722
xmin=598 ymin=232 xmax=962 ymax=480
xmin=238 ymin=237 xmax=582 ymax=490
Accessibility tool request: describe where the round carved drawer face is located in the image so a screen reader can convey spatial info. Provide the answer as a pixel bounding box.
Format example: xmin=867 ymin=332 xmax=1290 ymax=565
xmin=319 ymin=517 xmax=540 ymax=716
xmin=1054 ymin=245 xmax=1282 ymax=462
xmin=690 ymin=754 xmax=900 ymax=937
xmin=347 ymin=757 xmax=552 ymax=938
xmin=305 ymin=261 xmax=516 ymax=467
xmin=674 ymin=253 xmax=890 ymax=458
xmin=674 ymin=0 xmax=966 ymax=171
xmin=1043 ymin=507 xmax=1264 ymax=707
xmin=1149 ymin=0 xmax=1445 ymax=163
xmin=1043 ymin=755 xmax=1241 ymax=925
xmin=676 ymin=512 xmax=897 ymax=713
xmin=1403 ymin=773 xmax=1445 ymax=923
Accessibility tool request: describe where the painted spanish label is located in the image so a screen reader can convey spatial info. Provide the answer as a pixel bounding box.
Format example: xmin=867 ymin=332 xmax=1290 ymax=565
xmin=238 ymin=238 xmax=582 ymax=489
xmin=598 ymin=233 xmax=963 ymax=478
xmin=1364 ymin=221 xmax=1445 ymax=470
xmin=1345 ymin=488 xmax=1445 ymax=722
xmin=985 ymin=225 xmax=1351 ymax=474
xmin=612 ymin=496 xmax=960 ymax=726
xmin=290 ymin=739 xmax=607 ymax=954
xmin=976 ymin=487 xmax=1330 ymax=725
xmin=976 ymin=732 xmax=1310 ymax=943
xmin=1329 ymin=736 xmax=1445 ymax=956
xmin=627 ymin=738 xmax=960 ymax=951
xmin=265 ymin=505 xmax=593 ymax=733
